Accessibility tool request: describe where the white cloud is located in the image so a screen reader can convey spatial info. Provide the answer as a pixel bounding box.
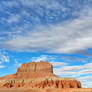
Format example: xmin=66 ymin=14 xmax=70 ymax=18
xmin=53 ymin=63 xmax=92 ymax=76
xmin=61 ymin=66 xmax=82 ymax=71
xmin=0 ymin=65 xmax=5 ymax=68
xmin=1 ymin=1 xmax=19 ymax=8
xmin=20 ymin=0 xmax=67 ymax=10
xmin=31 ymin=55 xmax=57 ymax=62
xmin=7 ymin=14 xmax=20 ymax=24
xmin=51 ymin=61 xmax=67 ymax=66
xmin=1 ymin=7 xmax=92 ymax=53
xmin=2 ymin=55 xmax=9 ymax=62
xmin=0 ymin=52 xmax=10 ymax=63
xmin=78 ymin=76 xmax=92 ymax=80
xmin=32 ymin=56 xmax=47 ymax=62
xmin=78 ymin=76 xmax=92 ymax=88
xmin=60 ymin=55 xmax=89 ymax=63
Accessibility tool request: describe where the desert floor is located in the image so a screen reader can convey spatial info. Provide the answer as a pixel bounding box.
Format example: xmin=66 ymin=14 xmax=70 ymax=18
xmin=0 ymin=88 xmax=92 ymax=92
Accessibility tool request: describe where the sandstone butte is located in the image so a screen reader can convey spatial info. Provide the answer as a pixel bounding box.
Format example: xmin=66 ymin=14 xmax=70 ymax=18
xmin=0 ymin=61 xmax=81 ymax=89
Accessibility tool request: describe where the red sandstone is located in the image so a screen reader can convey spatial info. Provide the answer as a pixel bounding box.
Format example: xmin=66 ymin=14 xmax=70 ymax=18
xmin=0 ymin=61 xmax=81 ymax=89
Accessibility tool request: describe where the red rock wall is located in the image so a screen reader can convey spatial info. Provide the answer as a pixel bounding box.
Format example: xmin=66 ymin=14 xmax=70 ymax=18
xmin=16 ymin=72 xmax=56 ymax=79
xmin=33 ymin=80 xmax=81 ymax=88
xmin=17 ymin=61 xmax=53 ymax=73
xmin=0 ymin=61 xmax=82 ymax=89
xmin=0 ymin=79 xmax=81 ymax=88
xmin=16 ymin=61 xmax=54 ymax=79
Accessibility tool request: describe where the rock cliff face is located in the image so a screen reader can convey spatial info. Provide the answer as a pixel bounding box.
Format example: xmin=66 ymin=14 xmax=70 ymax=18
xmin=33 ymin=80 xmax=81 ymax=88
xmin=0 ymin=78 xmax=81 ymax=88
xmin=0 ymin=61 xmax=82 ymax=88
xmin=16 ymin=61 xmax=55 ymax=79
xmin=17 ymin=61 xmax=53 ymax=73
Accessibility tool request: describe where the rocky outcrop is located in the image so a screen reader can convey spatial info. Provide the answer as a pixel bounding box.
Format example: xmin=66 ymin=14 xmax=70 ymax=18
xmin=16 ymin=61 xmax=55 ymax=79
xmin=33 ymin=80 xmax=81 ymax=88
xmin=0 ymin=61 xmax=82 ymax=88
xmin=0 ymin=61 xmax=55 ymax=80
xmin=0 ymin=79 xmax=81 ymax=88
xmin=17 ymin=61 xmax=53 ymax=73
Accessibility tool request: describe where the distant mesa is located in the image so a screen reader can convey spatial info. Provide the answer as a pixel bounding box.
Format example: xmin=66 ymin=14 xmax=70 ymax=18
xmin=0 ymin=61 xmax=81 ymax=88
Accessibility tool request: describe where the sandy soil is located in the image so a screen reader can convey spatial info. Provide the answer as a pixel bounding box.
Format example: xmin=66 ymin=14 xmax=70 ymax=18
xmin=0 ymin=88 xmax=92 ymax=92
xmin=40 ymin=88 xmax=92 ymax=92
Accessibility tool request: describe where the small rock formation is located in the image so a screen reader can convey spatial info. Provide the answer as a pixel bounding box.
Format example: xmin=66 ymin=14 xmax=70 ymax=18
xmin=0 ymin=61 xmax=82 ymax=88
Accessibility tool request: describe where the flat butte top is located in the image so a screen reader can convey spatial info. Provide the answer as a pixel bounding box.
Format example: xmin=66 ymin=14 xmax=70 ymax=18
xmin=17 ymin=61 xmax=53 ymax=73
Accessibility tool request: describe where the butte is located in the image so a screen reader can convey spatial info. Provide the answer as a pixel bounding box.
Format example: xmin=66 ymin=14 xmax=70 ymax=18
xmin=0 ymin=61 xmax=81 ymax=88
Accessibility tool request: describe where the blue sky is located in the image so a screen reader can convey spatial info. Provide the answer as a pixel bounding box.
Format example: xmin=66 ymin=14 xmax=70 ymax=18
xmin=0 ymin=0 xmax=92 ymax=88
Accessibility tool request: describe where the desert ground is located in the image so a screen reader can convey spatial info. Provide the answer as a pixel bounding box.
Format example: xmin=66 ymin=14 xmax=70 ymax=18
xmin=0 ymin=88 xmax=92 ymax=92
